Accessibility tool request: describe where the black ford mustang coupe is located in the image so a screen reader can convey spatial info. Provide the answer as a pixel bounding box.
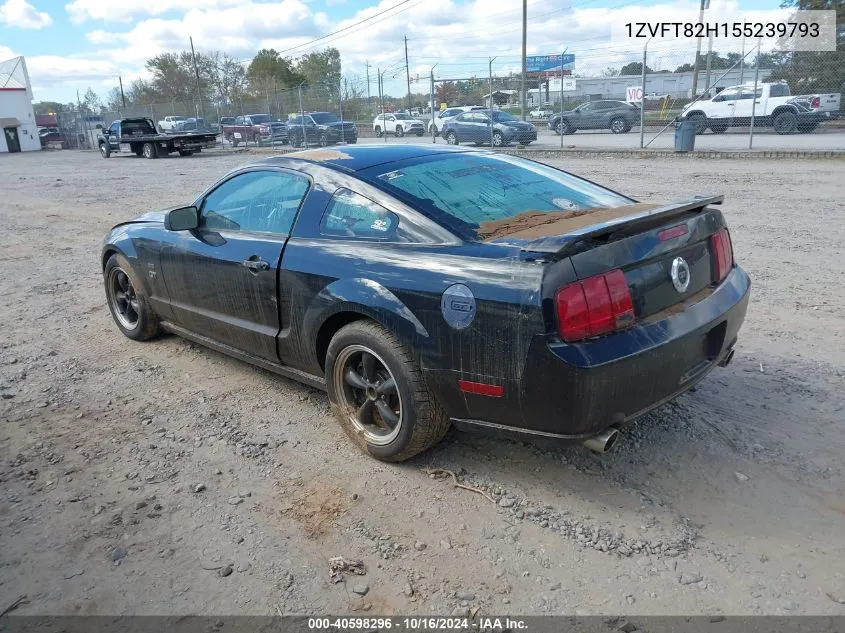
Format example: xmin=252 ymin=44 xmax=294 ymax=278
xmin=101 ymin=145 xmax=749 ymax=461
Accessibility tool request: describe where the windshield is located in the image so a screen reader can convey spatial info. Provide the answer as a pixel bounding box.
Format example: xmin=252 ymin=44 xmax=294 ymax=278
xmin=249 ymin=114 xmax=272 ymax=124
xmin=492 ymin=111 xmax=518 ymax=122
xmin=394 ymin=114 xmax=411 ymax=120
xmin=311 ymin=113 xmax=340 ymax=124
xmin=372 ymin=153 xmax=632 ymax=240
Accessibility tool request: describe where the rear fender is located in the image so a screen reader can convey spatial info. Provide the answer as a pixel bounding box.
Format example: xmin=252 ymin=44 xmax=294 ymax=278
xmin=303 ymin=277 xmax=431 ymax=366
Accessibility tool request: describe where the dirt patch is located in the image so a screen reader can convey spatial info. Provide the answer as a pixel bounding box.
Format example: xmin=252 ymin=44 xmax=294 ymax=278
xmin=479 ymin=203 xmax=660 ymax=241
xmin=289 ymin=148 xmax=353 ymax=161
xmin=287 ymin=482 xmax=347 ymax=538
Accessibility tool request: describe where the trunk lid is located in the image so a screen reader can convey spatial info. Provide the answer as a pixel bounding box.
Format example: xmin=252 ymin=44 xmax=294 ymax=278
xmin=498 ymin=196 xmax=727 ymax=321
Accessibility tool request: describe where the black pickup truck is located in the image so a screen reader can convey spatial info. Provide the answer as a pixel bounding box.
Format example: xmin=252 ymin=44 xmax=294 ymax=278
xmin=98 ymin=118 xmax=218 ymax=159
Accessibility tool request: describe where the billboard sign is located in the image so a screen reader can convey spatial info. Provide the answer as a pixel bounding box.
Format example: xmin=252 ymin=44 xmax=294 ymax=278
xmin=626 ymin=86 xmax=643 ymax=103
xmin=526 ymin=53 xmax=575 ymax=75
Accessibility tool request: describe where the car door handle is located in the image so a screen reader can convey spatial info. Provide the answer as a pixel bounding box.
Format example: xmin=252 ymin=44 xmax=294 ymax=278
xmin=242 ymin=258 xmax=270 ymax=271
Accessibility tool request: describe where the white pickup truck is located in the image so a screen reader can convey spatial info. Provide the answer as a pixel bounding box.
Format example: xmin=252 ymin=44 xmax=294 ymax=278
xmin=679 ymin=81 xmax=827 ymax=135
xmin=157 ymin=116 xmax=186 ymax=133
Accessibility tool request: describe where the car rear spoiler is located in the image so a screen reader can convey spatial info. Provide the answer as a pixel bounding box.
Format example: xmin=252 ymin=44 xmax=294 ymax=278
xmin=518 ymin=195 xmax=724 ymax=259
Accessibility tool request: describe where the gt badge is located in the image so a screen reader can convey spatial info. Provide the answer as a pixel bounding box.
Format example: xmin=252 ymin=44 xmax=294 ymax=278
xmin=441 ymin=284 xmax=476 ymax=330
xmin=670 ymin=256 xmax=690 ymax=293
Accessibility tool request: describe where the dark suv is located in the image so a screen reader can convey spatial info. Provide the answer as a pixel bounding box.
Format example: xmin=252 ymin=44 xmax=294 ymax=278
xmin=549 ymin=100 xmax=640 ymax=134
xmin=287 ymin=112 xmax=358 ymax=147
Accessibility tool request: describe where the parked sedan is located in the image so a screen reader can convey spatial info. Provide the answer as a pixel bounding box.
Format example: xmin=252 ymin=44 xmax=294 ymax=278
xmin=549 ymin=100 xmax=640 ymax=134
xmin=442 ymin=110 xmax=536 ymax=146
xmin=101 ymin=145 xmax=749 ymax=462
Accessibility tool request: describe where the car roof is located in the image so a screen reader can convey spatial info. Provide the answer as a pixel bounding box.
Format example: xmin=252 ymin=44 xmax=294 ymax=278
xmin=251 ymin=144 xmax=473 ymax=173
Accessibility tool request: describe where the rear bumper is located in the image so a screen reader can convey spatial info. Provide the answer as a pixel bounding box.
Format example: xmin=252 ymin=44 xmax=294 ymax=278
xmin=433 ymin=265 xmax=750 ymax=440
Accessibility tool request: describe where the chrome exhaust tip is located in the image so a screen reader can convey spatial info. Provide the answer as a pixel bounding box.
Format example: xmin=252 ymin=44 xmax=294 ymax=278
xmin=718 ymin=348 xmax=736 ymax=367
xmin=583 ymin=427 xmax=620 ymax=453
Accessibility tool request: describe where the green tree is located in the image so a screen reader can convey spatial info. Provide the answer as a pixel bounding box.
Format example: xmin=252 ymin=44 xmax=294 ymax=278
xmin=619 ymin=62 xmax=653 ymax=76
xmin=81 ymin=87 xmax=102 ymax=114
xmin=247 ymin=48 xmax=303 ymax=93
xmin=766 ymin=0 xmax=844 ymax=94
xmin=33 ymin=101 xmax=65 ymax=114
xmin=295 ymin=48 xmax=341 ymax=90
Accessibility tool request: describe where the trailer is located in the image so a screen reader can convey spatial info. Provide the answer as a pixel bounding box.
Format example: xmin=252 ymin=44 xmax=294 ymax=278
xmin=98 ymin=118 xmax=218 ymax=159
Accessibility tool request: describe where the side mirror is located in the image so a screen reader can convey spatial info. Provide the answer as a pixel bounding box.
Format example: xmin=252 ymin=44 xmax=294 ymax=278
xmin=165 ymin=206 xmax=199 ymax=231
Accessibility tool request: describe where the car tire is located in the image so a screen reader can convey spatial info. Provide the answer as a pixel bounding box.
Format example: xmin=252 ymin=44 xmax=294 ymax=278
xmin=325 ymin=320 xmax=450 ymax=462
xmin=142 ymin=142 xmax=157 ymax=159
xmin=395 ymin=126 xmax=404 ymax=137
xmin=773 ymin=111 xmax=798 ymax=135
xmin=319 ymin=132 xmax=329 ymax=147
xmin=445 ymin=131 xmax=458 ymax=145
xmin=374 ymin=126 xmax=383 ymax=138
xmin=687 ymin=113 xmax=708 ymax=135
xmin=556 ymin=119 xmax=574 ymax=135
xmin=492 ymin=131 xmax=505 ymax=147
xmin=104 ymin=254 xmax=160 ymax=341
xmin=609 ymin=117 xmax=628 ymax=134
xmin=99 ymin=142 xmax=111 ymax=158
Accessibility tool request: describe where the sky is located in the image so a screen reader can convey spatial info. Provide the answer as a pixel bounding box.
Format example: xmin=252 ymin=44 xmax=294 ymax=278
xmin=0 ymin=0 xmax=786 ymax=103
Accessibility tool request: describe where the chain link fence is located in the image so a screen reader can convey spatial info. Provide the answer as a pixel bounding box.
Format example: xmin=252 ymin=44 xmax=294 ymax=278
xmin=53 ymin=44 xmax=843 ymax=153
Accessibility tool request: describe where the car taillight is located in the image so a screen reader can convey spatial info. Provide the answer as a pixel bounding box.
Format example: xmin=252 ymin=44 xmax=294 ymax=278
xmin=711 ymin=227 xmax=734 ymax=282
xmin=555 ymin=269 xmax=634 ymax=342
xmin=811 ymin=96 xmax=820 ymax=109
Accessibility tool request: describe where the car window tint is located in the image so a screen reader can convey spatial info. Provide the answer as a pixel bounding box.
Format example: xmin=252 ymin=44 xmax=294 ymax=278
xmin=372 ymin=153 xmax=632 ymax=241
xmin=718 ymin=88 xmax=741 ymax=101
xmin=200 ymin=170 xmax=310 ymax=235
xmin=321 ymin=189 xmax=404 ymax=241
xmin=769 ymin=84 xmax=790 ymax=97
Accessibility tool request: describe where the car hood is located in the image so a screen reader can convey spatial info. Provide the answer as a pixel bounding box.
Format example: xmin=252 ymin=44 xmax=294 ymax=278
xmin=500 ymin=120 xmax=534 ymax=129
xmin=318 ymin=120 xmax=356 ymax=128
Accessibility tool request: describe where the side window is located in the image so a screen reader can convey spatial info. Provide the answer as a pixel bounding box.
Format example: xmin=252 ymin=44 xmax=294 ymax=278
xmin=387 ymin=115 xmax=395 ymax=121
xmin=321 ymin=189 xmax=404 ymax=241
xmin=109 ymin=122 xmax=119 ymax=135
xmin=579 ymin=103 xmax=593 ymax=112
xmin=200 ymin=170 xmax=310 ymax=235
xmin=716 ymin=88 xmax=740 ymax=101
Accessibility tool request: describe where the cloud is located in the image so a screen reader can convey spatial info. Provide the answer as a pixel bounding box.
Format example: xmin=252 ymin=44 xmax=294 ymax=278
xmin=66 ymin=0 xmax=244 ymax=24
xmin=0 ymin=0 xmax=52 ymax=29
xmin=31 ymin=0 xmax=783 ymax=102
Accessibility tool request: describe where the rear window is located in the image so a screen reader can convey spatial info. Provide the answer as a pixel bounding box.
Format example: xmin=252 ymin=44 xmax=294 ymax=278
xmin=371 ymin=153 xmax=632 ymax=240
xmin=769 ymin=83 xmax=791 ymax=97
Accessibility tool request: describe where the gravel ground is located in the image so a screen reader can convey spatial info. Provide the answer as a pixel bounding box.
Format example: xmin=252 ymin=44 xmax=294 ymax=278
xmin=1 ymin=148 xmax=844 ymax=617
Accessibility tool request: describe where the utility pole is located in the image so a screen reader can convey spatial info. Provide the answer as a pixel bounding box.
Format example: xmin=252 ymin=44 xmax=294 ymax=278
xmin=739 ymin=37 xmax=746 ymax=84
xmin=690 ymin=0 xmax=709 ymax=96
xmin=521 ymin=0 xmax=527 ymax=120
xmin=489 ymin=56 xmax=498 ymax=147
xmin=404 ymin=36 xmax=412 ymax=111
xmin=704 ymin=30 xmax=714 ymax=93
xmin=365 ymin=61 xmax=371 ymax=115
xmin=118 ymin=76 xmax=126 ymax=109
xmin=189 ymin=36 xmax=203 ymax=117
xmin=430 ymin=63 xmax=437 ymax=143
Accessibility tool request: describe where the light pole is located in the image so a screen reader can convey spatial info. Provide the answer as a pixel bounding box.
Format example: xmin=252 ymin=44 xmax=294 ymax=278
xmin=639 ymin=36 xmax=653 ymax=149
xmin=430 ymin=63 xmax=438 ymax=143
xmin=489 ymin=56 xmax=497 ymax=147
